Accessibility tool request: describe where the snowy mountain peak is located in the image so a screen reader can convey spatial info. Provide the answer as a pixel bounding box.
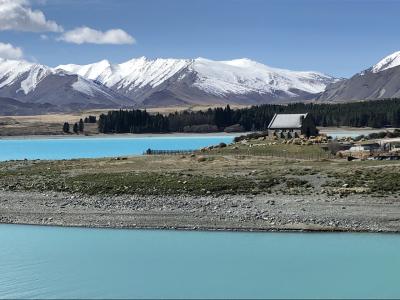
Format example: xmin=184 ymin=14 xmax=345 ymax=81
xmin=119 ymin=56 xmax=147 ymax=66
xmin=371 ymin=51 xmax=400 ymax=73
xmin=57 ymin=59 xmax=113 ymax=81
xmin=221 ymin=58 xmax=262 ymax=68
xmin=0 ymin=58 xmax=51 ymax=94
xmin=97 ymin=59 xmax=112 ymax=68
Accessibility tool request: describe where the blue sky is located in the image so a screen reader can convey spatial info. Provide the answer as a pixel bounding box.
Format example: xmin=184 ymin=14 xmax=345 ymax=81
xmin=0 ymin=0 xmax=399 ymax=77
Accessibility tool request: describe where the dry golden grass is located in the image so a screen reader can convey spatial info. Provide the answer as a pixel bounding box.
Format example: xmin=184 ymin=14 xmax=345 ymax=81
xmin=0 ymin=111 xmax=101 ymax=136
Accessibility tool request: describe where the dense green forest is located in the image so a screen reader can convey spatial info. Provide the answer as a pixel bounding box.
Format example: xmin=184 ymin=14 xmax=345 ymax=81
xmin=98 ymin=98 xmax=400 ymax=133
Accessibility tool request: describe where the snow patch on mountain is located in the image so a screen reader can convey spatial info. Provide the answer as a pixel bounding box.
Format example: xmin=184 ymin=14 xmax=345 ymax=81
xmin=19 ymin=65 xmax=52 ymax=94
xmin=0 ymin=59 xmax=50 ymax=94
xmin=72 ymin=76 xmax=97 ymax=96
xmin=71 ymin=75 xmax=125 ymax=100
xmin=371 ymin=51 xmax=400 ymax=73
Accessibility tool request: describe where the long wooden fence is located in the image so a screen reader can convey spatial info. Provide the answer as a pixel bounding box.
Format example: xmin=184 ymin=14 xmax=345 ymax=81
xmin=143 ymin=149 xmax=197 ymax=155
xmin=143 ymin=148 xmax=334 ymax=160
xmin=233 ymin=148 xmax=334 ymax=160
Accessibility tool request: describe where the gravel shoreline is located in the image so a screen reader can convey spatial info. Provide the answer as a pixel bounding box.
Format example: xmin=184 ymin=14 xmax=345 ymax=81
xmin=1 ymin=190 xmax=400 ymax=233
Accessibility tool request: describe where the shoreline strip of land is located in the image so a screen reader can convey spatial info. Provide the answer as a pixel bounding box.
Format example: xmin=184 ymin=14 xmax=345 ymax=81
xmin=1 ymin=190 xmax=399 ymax=233
xmin=1 ymin=135 xmax=400 ymax=234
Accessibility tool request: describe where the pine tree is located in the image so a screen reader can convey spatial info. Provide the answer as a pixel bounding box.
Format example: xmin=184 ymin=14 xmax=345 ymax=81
xmin=79 ymin=119 xmax=84 ymax=132
xmin=73 ymin=123 xmax=79 ymax=134
xmin=63 ymin=122 xmax=70 ymax=133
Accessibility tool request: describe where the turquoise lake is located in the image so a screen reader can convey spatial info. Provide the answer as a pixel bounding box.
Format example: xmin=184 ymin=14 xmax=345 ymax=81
xmin=0 ymin=135 xmax=234 ymax=161
xmin=0 ymin=224 xmax=399 ymax=299
xmin=0 ymin=130 xmax=385 ymax=161
xmin=319 ymin=129 xmax=385 ymax=139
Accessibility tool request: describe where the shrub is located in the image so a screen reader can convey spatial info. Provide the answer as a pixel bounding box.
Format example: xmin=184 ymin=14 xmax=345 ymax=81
xmin=224 ymin=124 xmax=244 ymax=133
xmin=219 ymin=142 xmax=227 ymax=148
xmin=327 ymin=141 xmax=342 ymax=155
xmin=183 ymin=124 xmax=219 ymax=133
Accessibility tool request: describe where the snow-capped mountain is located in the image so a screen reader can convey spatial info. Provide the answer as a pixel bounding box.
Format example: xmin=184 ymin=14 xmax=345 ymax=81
xmin=318 ymin=51 xmax=400 ymax=102
xmin=0 ymin=58 xmax=130 ymax=111
xmin=57 ymin=57 xmax=337 ymax=106
xmin=371 ymin=51 xmax=400 ymax=73
xmin=0 ymin=56 xmax=338 ymax=113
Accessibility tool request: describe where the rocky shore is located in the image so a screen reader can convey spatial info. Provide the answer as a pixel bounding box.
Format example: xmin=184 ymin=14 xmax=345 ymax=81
xmin=1 ymin=190 xmax=400 ymax=232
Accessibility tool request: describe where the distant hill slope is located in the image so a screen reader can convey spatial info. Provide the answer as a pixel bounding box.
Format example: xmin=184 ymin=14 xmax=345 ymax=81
xmin=317 ymin=51 xmax=400 ymax=102
xmin=0 ymin=97 xmax=60 ymax=115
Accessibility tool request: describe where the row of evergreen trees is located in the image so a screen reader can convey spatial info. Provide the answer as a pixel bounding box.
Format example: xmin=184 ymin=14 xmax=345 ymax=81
xmin=84 ymin=115 xmax=97 ymax=123
xmin=97 ymin=98 xmax=400 ymax=133
xmin=98 ymin=110 xmax=169 ymax=133
xmin=63 ymin=119 xmax=84 ymax=134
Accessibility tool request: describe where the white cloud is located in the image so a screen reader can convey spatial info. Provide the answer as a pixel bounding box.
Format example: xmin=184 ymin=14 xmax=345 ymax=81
xmin=40 ymin=34 xmax=48 ymax=40
xmin=0 ymin=0 xmax=63 ymax=32
xmin=0 ymin=42 xmax=23 ymax=59
xmin=59 ymin=26 xmax=135 ymax=45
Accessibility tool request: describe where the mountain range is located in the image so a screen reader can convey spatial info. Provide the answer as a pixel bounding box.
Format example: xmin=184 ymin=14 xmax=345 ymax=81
xmin=0 ymin=51 xmax=400 ymax=114
xmin=57 ymin=57 xmax=337 ymax=107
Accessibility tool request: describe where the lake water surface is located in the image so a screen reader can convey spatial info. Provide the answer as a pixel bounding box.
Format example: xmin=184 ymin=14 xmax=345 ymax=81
xmin=0 ymin=224 xmax=399 ymax=299
xmin=0 ymin=130 xmax=378 ymax=161
xmin=0 ymin=135 xmax=234 ymax=161
xmin=319 ymin=129 xmax=385 ymax=139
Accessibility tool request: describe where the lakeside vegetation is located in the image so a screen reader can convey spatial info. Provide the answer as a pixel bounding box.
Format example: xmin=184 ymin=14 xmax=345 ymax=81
xmin=97 ymin=98 xmax=400 ymax=133
xmin=205 ymin=139 xmax=333 ymax=160
xmin=1 ymin=137 xmax=400 ymax=197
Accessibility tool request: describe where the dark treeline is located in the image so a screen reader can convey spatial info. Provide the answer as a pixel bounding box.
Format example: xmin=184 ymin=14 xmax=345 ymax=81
xmin=98 ymin=98 xmax=400 ymax=133
xmin=98 ymin=109 xmax=169 ymax=133
xmin=84 ymin=115 xmax=97 ymax=123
